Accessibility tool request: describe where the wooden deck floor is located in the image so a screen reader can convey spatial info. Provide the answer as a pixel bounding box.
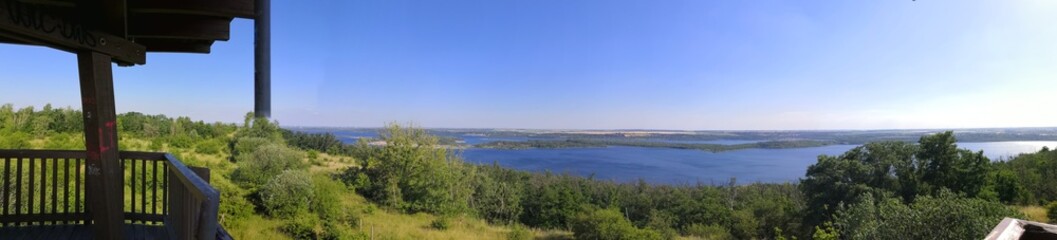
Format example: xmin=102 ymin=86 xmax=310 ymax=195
xmin=0 ymin=224 xmax=169 ymax=240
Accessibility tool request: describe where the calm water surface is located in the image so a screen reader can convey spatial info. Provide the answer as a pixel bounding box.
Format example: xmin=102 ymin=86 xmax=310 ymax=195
xmin=304 ymin=129 xmax=1057 ymax=184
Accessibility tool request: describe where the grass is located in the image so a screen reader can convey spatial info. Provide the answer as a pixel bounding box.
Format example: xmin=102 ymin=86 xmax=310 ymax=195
xmin=226 ymin=214 xmax=290 ymax=240
xmin=1018 ymin=205 xmax=1049 ymax=223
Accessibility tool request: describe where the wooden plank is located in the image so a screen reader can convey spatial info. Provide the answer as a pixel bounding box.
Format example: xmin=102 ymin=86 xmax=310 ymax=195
xmin=128 ymin=13 xmax=231 ymax=40
xmin=15 ymin=157 xmax=22 ymax=218
xmin=118 ymin=152 xmax=166 ymax=161
xmin=57 ymin=223 xmax=77 ymax=240
xmin=0 ymin=213 xmax=88 ymax=223
xmin=123 ymin=223 xmax=134 ymax=239
xmin=27 ymin=158 xmax=33 ymax=221
xmin=134 ymin=38 xmax=213 ymax=53
xmin=129 ymin=0 xmax=255 ymax=19
xmin=38 ymin=223 xmax=56 ymax=240
xmin=0 ymin=0 xmax=145 ymax=65
xmin=123 ymin=212 xmax=164 ymax=222
xmin=80 ymin=0 xmax=128 ymax=37
xmin=3 ymin=157 xmax=9 ymax=217
xmin=78 ymin=51 xmax=125 ymax=240
xmin=134 ymin=224 xmax=146 ymax=240
xmin=0 ymin=150 xmax=86 ymax=159
xmin=51 ymin=158 xmax=58 ymax=219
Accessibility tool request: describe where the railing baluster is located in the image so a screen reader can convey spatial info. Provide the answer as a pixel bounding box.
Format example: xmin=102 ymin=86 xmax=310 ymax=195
xmin=27 ymin=157 xmax=34 ymax=224
xmin=141 ymin=157 xmax=147 ymax=223
xmin=75 ymin=158 xmax=81 ymax=220
xmin=163 ymin=162 xmax=168 ymax=218
xmin=39 ymin=157 xmax=46 ymax=223
xmin=52 ymin=157 xmax=58 ymax=222
xmin=64 ymin=157 xmax=70 ymax=224
xmin=130 ymin=155 xmax=135 ymax=219
xmin=152 ymin=159 xmax=158 ymax=223
xmin=3 ymin=157 xmax=9 ymax=222
xmin=15 ymin=157 xmax=22 ymax=226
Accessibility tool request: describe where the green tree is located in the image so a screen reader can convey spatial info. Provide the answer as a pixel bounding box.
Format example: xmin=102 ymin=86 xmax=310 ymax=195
xmin=570 ymin=207 xmax=663 ymax=240
xmin=343 ymin=123 xmax=474 ymax=215
xmin=917 ymin=131 xmax=990 ymax=197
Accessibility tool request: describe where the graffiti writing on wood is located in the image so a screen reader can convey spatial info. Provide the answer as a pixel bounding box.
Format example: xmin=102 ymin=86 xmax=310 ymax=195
xmin=1 ymin=0 xmax=99 ymax=47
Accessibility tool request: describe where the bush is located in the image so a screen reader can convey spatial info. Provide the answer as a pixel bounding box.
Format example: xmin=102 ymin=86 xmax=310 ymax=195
xmin=312 ymin=175 xmax=359 ymax=227
xmin=232 ymin=137 xmax=275 ymax=158
xmin=1046 ymin=201 xmax=1057 ymax=223
xmin=834 ymin=191 xmax=1022 ymax=240
xmin=232 ymin=144 xmax=306 ymax=187
xmin=430 ymin=217 xmax=452 ymax=230
xmin=168 ymin=135 xmax=194 ymax=148
xmin=259 ymin=170 xmax=314 ymax=217
xmin=507 ymin=224 xmax=533 ymax=240
xmin=283 ymin=212 xmax=323 ymax=239
xmin=570 ymin=208 xmax=663 ymax=240
xmin=194 ymin=139 xmax=225 ymax=154
xmin=682 ymin=223 xmax=733 ymax=240
xmin=0 ymin=131 xmax=31 ymax=149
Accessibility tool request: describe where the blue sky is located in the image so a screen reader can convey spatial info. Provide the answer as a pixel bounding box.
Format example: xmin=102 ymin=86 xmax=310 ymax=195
xmin=2 ymin=0 xmax=1056 ymax=130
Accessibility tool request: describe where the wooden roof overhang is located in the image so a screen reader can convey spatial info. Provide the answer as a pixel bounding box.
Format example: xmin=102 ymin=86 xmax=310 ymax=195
xmin=0 ymin=0 xmax=256 ymax=65
xmin=0 ymin=0 xmax=268 ymax=239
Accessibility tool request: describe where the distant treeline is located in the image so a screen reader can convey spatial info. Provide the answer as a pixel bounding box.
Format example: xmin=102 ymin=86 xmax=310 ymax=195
xmin=474 ymin=139 xmax=831 ymax=152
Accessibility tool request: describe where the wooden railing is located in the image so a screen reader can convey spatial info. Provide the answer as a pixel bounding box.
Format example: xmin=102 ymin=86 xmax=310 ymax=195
xmin=0 ymin=150 xmax=223 ymax=239
xmin=163 ymin=152 xmax=220 ymax=240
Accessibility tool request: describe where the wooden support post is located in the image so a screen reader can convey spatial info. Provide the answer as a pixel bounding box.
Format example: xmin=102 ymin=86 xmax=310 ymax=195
xmin=78 ymin=51 xmax=125 ymax=240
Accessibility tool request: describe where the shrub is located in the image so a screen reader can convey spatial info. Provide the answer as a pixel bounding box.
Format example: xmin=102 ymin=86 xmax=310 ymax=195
xmin=312 ymin=175 xmax=359 ymax=227
xmin=682 ymin=223 xmax=733 ymax=240
xmin=833 ymin=191 xmax=1022 ymax=240
xmin=232 ymin=137 xmax=274 ymax=158
xmin=232 ymin=144 xmax=306 ymax=187
xmin=168 ymin=135 xmax=194 ymax=148
xmin=430 ymin=217 xmax=451 ymax=230
xmin=148 ymin=138 xmax=163 ymax=151
xmin=507 ymin=224 xmax=532 ymax=240
xmin=0 ymin=131 xmax=31 ymax=149
xmin=194 ymin=139 xmax=225 ymax=154
xmin=283 ymin=212 xmax=323 ymax=239
xmin=259 ymin=170 xmax=314 ymax=217
xmin=1046 ymin=201 xmax=1057 ymax=223
xmin=570 ymin=208 xmax=663 ymax=240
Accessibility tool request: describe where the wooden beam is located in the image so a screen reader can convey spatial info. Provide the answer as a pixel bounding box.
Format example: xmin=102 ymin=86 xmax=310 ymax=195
xmin=129 ymin=0 xmax=255 ymax=19
xmin=0 ymin=0 xmax=145 ymax=64
xmin=128 ymin=14 xmax=231 ymax=40
xmin=78 ymin=51 xmax=125 ymax=240
xmin=80 ymin=0 xmax=127 ymax=37
xmin=135 ymin=38 xmax=213 ymax=53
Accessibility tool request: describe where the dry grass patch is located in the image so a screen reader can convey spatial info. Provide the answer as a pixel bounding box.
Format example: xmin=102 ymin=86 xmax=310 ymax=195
xmin=1019 ymin=205 xmax=1048 ymax=223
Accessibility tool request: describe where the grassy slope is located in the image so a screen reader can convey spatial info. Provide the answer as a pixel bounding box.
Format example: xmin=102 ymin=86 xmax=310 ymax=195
xmin=110 ymin=137 xmax=569 ymax=239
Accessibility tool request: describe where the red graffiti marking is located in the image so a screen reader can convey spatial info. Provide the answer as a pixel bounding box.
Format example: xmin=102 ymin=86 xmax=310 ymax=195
xmin=87 ymin=151 xmax=100 ymax=160
xmin=105 ymin=121 xmax=115 ymax=128
xmin=82 ymin=97 xmax=95 ymax=105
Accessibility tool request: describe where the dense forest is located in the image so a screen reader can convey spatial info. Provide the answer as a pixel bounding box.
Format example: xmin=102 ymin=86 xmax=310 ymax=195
xmin=1 ymin=104 xmax=1055 ymax=239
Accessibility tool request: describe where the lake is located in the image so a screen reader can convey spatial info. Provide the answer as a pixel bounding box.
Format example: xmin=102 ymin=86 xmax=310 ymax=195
xmin=298 ymin=129 xmax=1057 ymax=184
